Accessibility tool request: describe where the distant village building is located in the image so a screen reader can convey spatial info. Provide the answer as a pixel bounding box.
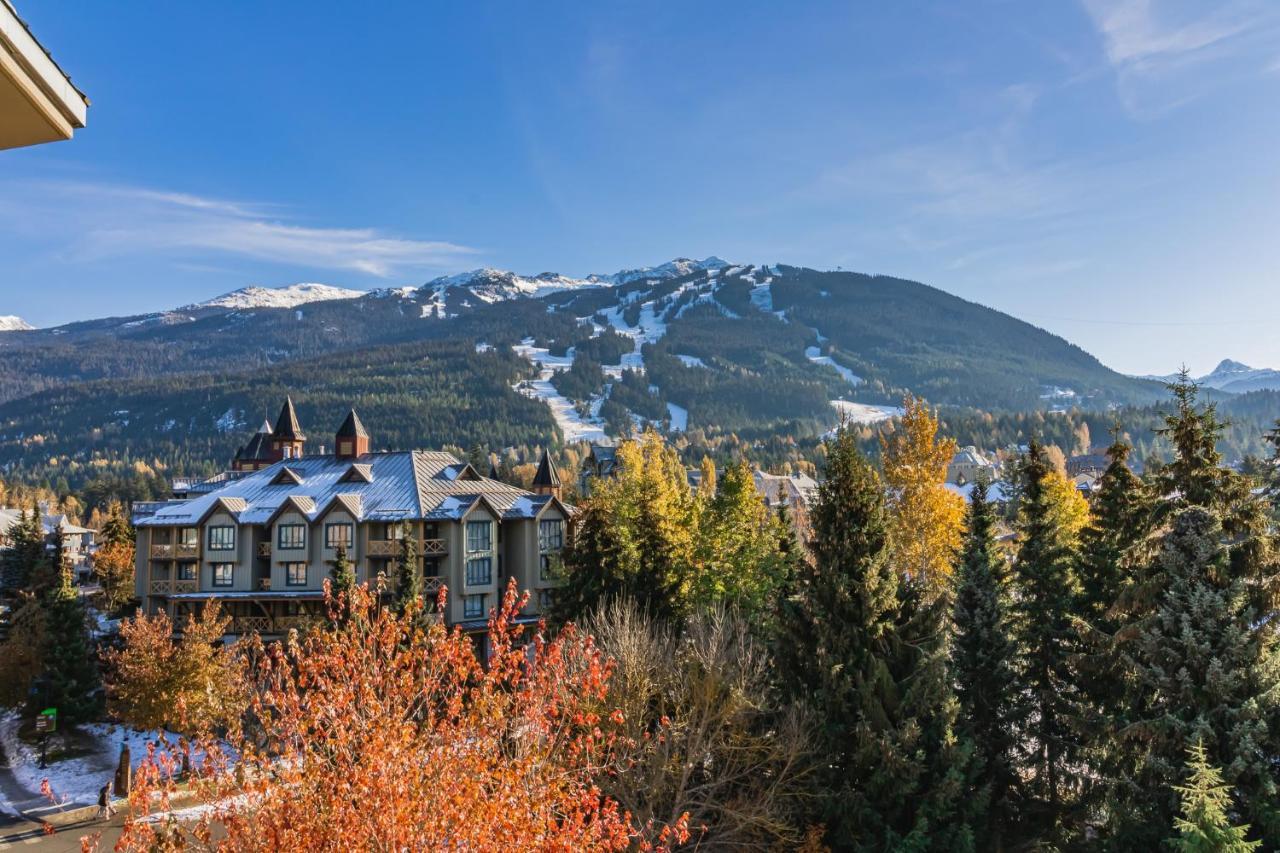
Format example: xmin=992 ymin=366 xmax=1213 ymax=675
xmin=753 ymin=469 xmax=819 ymax=542
xmin=578 ymin=443 xmax=619 ymax=496
xmin=947 ymin=446 xmax=997 ymax=485
xmin=133 ymin=400 xmax=570 ymax=650
xmin=0 ymin=507 xmax=96 ymax=585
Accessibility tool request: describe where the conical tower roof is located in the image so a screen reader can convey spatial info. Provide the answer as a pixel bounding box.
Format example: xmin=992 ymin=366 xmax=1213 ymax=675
xmin=532 ymin=450 xmax=561 ymax=488
xmin=335 ymin=408 xmax=369 ymax=439
xmin=272 ymin=396 xmax=306 ymax=440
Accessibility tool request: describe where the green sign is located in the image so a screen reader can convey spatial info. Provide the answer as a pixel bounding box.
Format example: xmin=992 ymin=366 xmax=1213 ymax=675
xmin=35 ymin=707 xmax=56 ymax=734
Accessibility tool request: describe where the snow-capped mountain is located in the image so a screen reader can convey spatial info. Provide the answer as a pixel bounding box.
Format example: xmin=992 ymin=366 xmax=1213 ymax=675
xmin=0 ymin=315 xmax=34 ymax=332
xmin=187 ymin=283 xmax=368 ymax=311
xmin=599 ymin=256 xmax=729 ymax=286
xmin=420 ymin=269 xmax=598 ymax=304
xmin=1143 ymin=359 xmax=1280 ymax=394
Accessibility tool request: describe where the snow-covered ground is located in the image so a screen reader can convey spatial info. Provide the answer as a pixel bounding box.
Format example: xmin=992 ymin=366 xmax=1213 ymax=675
xmin=806 ymin=346 xmax=863 ymax=386
xmin=0 ymin=712 xmax=181 ymax=814
xmin=828 ymin=400 xmax=902 ymax=426
xmin=675 ymin=354 xmax=706 ymax=368
xmin=666 ymin=402 xmax=689 ymax=432
xmin=510 ymin=338 xmax=608 ymax=443
xmin=187 ymin=283 xmax=365 ymax=310
xmin=0 ymin=315 xmax=34 ymax=332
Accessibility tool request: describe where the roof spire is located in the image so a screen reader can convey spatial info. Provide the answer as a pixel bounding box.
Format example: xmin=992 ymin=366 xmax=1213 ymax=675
xmin=272 ymin=396 xmax=306 ymax=440
xmin=532 ymin=450 xmax=561 ymax=497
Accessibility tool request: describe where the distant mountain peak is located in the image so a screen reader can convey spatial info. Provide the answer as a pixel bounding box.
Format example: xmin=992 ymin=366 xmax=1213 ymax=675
xmin=1210 ymin=358 xmax=1253 ymax=375
xmin=601 ymin=256 xmax=730 ymax=285
xmin=187 ymin=283 xmax=367 ymax=311
xmin=0 ymin=315 xmax=34 ymax=332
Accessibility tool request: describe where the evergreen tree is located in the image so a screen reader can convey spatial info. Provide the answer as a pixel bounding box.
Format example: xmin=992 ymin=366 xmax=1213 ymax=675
xmin=1010 ymin=441 xmax=1085 ymax=834
xmin=1 ymin=506 xmax=45 ymax=590
xmin=951 ymin=477 xmax=1023 ymax=850
xmin=34 ymin=559 xmax=102 ymax=723
xmin=329 ymin=545 xmax=356 ymax=625
xmin=1109 ymin=508 xmax=1280 ymax=847
xmin=98 ymin=501 xmax=134 ymax=550
xmin=778 ymin=428 xmax=973 ymax=851
xmin=1168 ymin=742 xmax=1261 ymax=853
xmin=392 ymin=523 xmax=421 ymax=615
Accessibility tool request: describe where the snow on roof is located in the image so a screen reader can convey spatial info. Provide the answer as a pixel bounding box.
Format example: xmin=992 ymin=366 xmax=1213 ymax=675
xmin=137 ymin=450 xmax=566 ymax=528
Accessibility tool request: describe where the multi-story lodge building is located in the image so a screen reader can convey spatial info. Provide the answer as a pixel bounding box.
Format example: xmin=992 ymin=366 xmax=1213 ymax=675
xmin=133 ymin=399 xmax=570 ymax=645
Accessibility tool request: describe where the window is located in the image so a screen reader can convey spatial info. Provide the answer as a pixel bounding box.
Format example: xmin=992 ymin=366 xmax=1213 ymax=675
xmin=538 ymin=519 xmax=564 ymax=552
xmin=208 ymin=526 xmax=235 ymax=551
xmin=540 ymin=553 xmax=561 ymax=583
xmin=325 ymin=522 xmax=353 ymax=549
xmin=466 ymin=557 xmax=492 ymax=586
xmin=178 ymin=527 xmax=199 ymax=546
xmin=285 ymin=562 xmax=307 ymax=586
xmin=464 ymin=594 xmax=485 ymax=619
xmin=537 ymin=589 xmax=554 ymax=610
xmin=277 ymin=524 xmax=306 ymax=550
xmin=212 ymin=563 xmax=234 ymax=587
xmin=177 ymin=562 xmax=197 ymax=581
xmin=466 ymin=520 xmax=492 ymax=553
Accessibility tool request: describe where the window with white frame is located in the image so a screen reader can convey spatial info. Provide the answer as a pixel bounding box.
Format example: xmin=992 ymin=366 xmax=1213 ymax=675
xmin=208 ymin=526 xmax=235 ymax=551
xmin=538 ymin=519 xmax=564 ymax=552
xmin=277 ymin=523 xmax=306 ymax=550
xmin=178 ymin=527 xmax=199 ymax=546
xmin=285 ymin=562 xmax=307 ymax=586
xmin=212 ymin=563 xmax=234 ymax=587
xmin=466 ymin=520 xmax=492 ymax=553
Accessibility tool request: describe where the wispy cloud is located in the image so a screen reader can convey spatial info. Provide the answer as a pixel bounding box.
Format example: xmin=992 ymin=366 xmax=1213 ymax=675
xmin=0 ymin=179 xmax=478 ymax=278
xmin=1080 ymin=0 xmax=1280 ymax=115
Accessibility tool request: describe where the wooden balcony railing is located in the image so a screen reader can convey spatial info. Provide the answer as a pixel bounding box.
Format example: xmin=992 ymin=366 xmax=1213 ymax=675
xmin=367 ymin=538 xmax=448 ymax=557
xmin=259 ymin=578 xmax=272 ymax=591
xmin=229 ymin=614 xmax=317 ymax=635
xmin=150 ymin=543 xmax=199 ymax=560
xmin=151 ymin=579 xmax=199 ymax=595
xmin=256 ymin=542 xmax=272 ymax=558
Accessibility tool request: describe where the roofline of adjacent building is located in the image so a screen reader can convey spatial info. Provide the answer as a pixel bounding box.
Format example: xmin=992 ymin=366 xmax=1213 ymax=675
xmin=0 ymin=0 xmax=89 ymax=130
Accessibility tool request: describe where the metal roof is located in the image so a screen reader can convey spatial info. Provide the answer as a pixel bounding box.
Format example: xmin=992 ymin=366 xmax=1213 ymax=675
xmin=137 ymin=450 xmax=568 ymax=528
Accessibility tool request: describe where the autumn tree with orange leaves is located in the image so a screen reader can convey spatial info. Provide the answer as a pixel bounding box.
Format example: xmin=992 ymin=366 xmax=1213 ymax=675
xmin=880 ymin=395 xmax=966 ymax=598
xmin=110 ymin=581 xmax=689 ymax=851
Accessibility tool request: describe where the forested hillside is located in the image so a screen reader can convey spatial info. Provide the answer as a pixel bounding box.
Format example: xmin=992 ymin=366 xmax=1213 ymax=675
xmin=0 ymin=259 xmax=1216 ymax=495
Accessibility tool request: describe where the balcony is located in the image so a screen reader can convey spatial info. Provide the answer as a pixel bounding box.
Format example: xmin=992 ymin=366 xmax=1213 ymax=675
xmin=150 ymin=579 xmax=197 ymax=595
xmin=150 ymin=542 xmax=199 ymax=560
xmin=256 ymin=542 xmax=272 ymax=558
xmin=259 ymin=578 xmax=272 ymax=591
xmin=367 ymin=538 xmax=448 ymax=558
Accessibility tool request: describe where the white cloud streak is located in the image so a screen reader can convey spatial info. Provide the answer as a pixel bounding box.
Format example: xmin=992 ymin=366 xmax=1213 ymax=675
xmin=1080 ymin=0 xmax=1280 ymax=115
xmin=0 ymin=180 xmax=477 ymax=277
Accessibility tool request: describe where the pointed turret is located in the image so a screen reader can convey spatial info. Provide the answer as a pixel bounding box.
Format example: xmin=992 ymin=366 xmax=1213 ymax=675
xmin=532 ymin=451 xmax=561 ymax=499
xmin=270 ymin=397 xmax=306 ymax=460
xmin=232 ymin=419 xmax=276 ymax=471
xmin=335 ymin=408 xmax=370 ymax=459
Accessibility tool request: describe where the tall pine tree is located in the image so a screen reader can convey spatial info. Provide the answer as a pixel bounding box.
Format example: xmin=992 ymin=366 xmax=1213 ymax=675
xmin=392 ymin=523 xmax=421 ymax=615
xmin=951 ymin=477 xmax=1024 ymax=850
xmin=1011 ymin=441 xmax=1085 ymax=836
xmin=778 ymin=428 xmax=973 ymax=851
xmin=34 ymin=552 xmax=102 ymax=723
xmin=1108 ymin=508 xmax=1280 ymax=847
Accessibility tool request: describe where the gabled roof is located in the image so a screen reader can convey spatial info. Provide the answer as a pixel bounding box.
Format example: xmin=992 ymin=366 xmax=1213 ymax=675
xmin=196 ymin=496 xmax=249 ymax=525
xmin=264 ymin=494 xmax=318 ymax=527
xmin=316 ymin=493 xmax=363 ymax=522
xmin=340 ymin=463 xmax=374 ymax=483
xmin=335 ymin=408 xmax=369 ymax=439
xmin=272 ymin=397 xmax=306 ymax=441
xmin=138 ymin=449 xmax=575 ymax=528
xmin=270 ymin=467 xmax=305 ymax=486
xmin=532 ymin=451 xmax=561 ymax=488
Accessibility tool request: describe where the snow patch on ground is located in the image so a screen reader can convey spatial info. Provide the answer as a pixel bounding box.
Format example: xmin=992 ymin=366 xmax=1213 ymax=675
xmin=214 ymin=408 xmax=243 ymax=433
xmin=805 ymin=346 xmax=863 ymax=386
xmin=666 ymin=402 xmax=689 ymax=432
xmin=511 ymin=339 xmax=607 ymax=443
xmin=0 ymin=712 xmax=182 ymax=813
xmin=748 ymin=277 xmax=775 ymax=313
xmin=828 ymin=400 xmax=902 ymax=427
xmin=676 ymin=354 xmax=707 ymax=368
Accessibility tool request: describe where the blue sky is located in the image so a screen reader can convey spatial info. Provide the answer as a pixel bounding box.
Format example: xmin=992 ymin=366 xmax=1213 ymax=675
xmin=2 ymin=0 xmax=1278 ymax=375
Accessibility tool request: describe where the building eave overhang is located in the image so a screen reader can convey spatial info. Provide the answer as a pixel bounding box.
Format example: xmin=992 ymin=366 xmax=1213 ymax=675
xmin=0 ymin=0 xmax=89 ymax=150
